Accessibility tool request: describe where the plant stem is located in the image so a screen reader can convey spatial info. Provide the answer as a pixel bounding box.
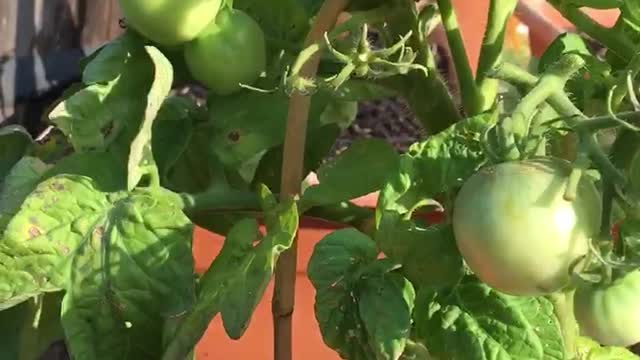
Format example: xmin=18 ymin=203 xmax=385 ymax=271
xmin=475 ymin=0 xmax=518 ymax=112
xmin=490 ymin=61 xmax=629 ymax=184
xmin=547 ymin=0 xmax=637 ymax=61
xmin=179 ymin=190 xmax=260 ymax=213
xmin=549 ymin=291 xmax=579 ymax=358
xmin=511 ymin=54 xmax=585 ymax=146
xmin=272 ymin=2 xmax=349 ymax=360
xmin=378 ymin=0 xmax=461 ymax=135
xmin=436 ymin=0 xmax=482 ymax=116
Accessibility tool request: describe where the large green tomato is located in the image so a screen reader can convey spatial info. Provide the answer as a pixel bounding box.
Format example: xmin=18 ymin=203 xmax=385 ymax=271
xmin=183 ymin=9 xmax=266 ymax=96
xmin=119 ymin=0 xmax=222 ymax=46
xmin=574 ymin=270 xmax=640 ymax=347
xmin=453 ymin=157 xmax=601 ymax=296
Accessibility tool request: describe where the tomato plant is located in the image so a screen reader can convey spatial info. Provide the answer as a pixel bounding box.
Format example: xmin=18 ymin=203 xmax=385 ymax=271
xmin=184 ymin=8 xmax=267 ymax=95
xmin=453 ymin=157 xmax=601 ymax=296
xmin=3 ymin=0 xmax=640 ymax=359
xmin=119 ymin=0 xmax=222 ymax=46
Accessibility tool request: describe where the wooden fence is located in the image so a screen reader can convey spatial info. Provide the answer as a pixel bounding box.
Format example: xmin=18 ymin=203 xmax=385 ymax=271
xmin=0 ymin=0 xmax=123 ymax=129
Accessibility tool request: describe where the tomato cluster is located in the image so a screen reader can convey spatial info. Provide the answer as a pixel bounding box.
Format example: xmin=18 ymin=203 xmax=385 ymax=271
xmin=451 ymin=156 xmax=640 ymax=347
xmin=119 ymin=0 xmax=266 ymax=95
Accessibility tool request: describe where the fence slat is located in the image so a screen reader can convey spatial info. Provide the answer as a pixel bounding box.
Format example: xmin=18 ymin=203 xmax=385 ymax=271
xmin=0 ymin=0 xmax=123 ymax=127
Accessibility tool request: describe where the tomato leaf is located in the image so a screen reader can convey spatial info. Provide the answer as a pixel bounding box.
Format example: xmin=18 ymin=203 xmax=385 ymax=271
xmin=0 ymin=125 xmax=34 ymax=180
xmin=538 ymin=33 xmax=610 ymax=114
xmin=414 ymin=278 xmax=565 ymax=360
xmin=308 ymin=228 xmax=415 ymax=360
xmin=55 ymin=179 xmax=194 ymax=360
xmin=0 ymin=292 xmax=65 ymax=360
xmin=358 ymin=273 xmax=415 ymax=360
xmin=0 ymin=174 xmax=195 ymax=360
xmin=300 ymin=139 xmax=400 ymax=209
xmin=42 ymin=151 xmax=127 ymax=192
xmin=126 ymin=45 xmax=173 ymax=190
xmin=235 ymin=0 xmax=312 ymax=46
xmin=163 ymin=186 xmax=298 ymax=359
xmin=208 ymin=89 xmax=333 ymax=167
xmin=376 ymin=211 xmax=464 ymax=289
xmin=378 ymin=112 xmax=496 ymax=217
xmin=49 ymin=34 xmax=144 ymax=152
xmin=152 ymin=96 xmax=201 ymax=184
xmin=538 ymin=33 xmax=591 ymax=73
xmin=575 ymin=336 xmax=640 ymax=359
xmin=249 ymin=127 xmax=336 ymax=194
xmin=0 ymin=157 xmax=51 ymax=232
xmin=49 ymin=33 xmax=172 ymax=191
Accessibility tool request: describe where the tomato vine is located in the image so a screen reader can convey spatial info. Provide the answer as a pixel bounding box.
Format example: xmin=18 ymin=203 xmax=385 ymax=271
xmin=3 ymin=0 xmax=640 ymax=359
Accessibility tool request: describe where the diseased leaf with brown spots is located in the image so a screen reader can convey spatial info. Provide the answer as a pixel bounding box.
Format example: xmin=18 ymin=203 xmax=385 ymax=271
xmin=0 ymin=174 xmax=195 ymax=360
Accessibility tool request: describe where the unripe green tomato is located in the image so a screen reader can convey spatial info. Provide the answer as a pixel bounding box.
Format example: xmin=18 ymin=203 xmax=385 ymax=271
xmin=184 ymin=8 xmax=266 ymax=96
xmin=453 ymin=157 xmax=601 ymax=296
xmin=574 ymin=270 xmax=640 ymax=347
xmin=118 ymin=0 xmax=222 ymax=46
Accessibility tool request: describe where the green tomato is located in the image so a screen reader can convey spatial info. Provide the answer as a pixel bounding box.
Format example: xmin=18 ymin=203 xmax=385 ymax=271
xmin=118 ymin=0 xmax=222 ymax=46
xmin=574 ymin=270 xmax=640 ymax=347
xmin=184 ymin=8 xmax=266 ymax=96
xmin=453 ymin=157 xmax=601 ymax=296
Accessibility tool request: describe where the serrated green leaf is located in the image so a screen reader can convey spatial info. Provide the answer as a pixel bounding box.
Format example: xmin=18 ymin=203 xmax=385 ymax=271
xmin=163 ymin=187 xmax=298 ymax=360
xmin=82 ymin=36 xmax=132 ymax=84
xmin=0 ymin=292 xmax=65 ymax=360
xmin=126 ymin=45 xmax=173 ymax=190
xmin=42 ymin=151 xmax=127 ymax=192
xmin=359 ymin=274 xmax=415 ymax=360
xmin=308 ymin=228 xmax=378 ymax=360
xmin=208 ymin=89 xmax=332 ymax=166
xmin=0 ymin=125 xmax=34 ymax=180
xmin=308 ymin=229 xmax=416 ymax=360
xmin=378 ymin=113 xmax=496 ymax=218
xmin=300 ymin=139 xmax=400 ymax=210
xmin=414 ymin=278 xmax=566 ymax=360
xmin=407 ymin=112 xmax=496 ymax=197
xmin=55 ymin=179 xmax=195 ymax=360
xmin=251 ymin=124 xmax=342 ymax=193
xmin=152 ymin=96 xmax=201 ymax=183
xmin=0 ymin=174 xmax=195 ymax=360
xmin=538 ymin=33 xmax=590 ymax=73
xmin=235 ymin=0 xmax=311 ymax=46
xmin=376 ymin=211 xmax=464 ymax=289
xmin=319 ymin=100 xmax=358 ymax=129
xmin=0 ymin=157 xmax=51 ymax=231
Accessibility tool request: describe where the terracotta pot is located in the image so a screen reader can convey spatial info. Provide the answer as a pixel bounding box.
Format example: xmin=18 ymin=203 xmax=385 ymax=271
xmin=514 ymin=0 xmax=619 ymax=57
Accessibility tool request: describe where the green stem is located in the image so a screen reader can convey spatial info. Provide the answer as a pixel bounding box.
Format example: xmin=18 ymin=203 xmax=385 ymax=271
xmin=379 ymin=0 xmax=461 ymax=134
xmin=490 ymin=61 xmax=628 ymax=185
xmin=178 ymin=190 xmax=260 ymax=214
xmin=547 ymin=0 xmax=637 ymax=61
xmin=549 ymin=291 xmax=579 ymax=358
xmin=511 ymin=54 xmax=585 ymax=147
xmin=573 ymin=110 xmax=640 ymax=132
xmin=475 ymin=0 xmax=518 ymax=111
xmin=436 ymin=0 xmax=482 ymax=116
xmin=564 ymin=150 xmax=590 ymax=201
